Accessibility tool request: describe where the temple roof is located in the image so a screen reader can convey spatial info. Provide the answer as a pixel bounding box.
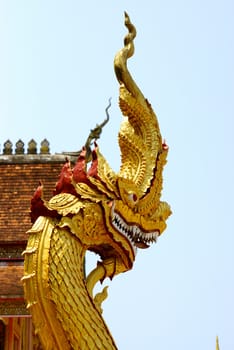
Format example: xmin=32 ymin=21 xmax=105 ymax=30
xmin=0 ymin=154 xmax=68 ymax=242
xmin=0 ymin=139 xmax=68 ymax=315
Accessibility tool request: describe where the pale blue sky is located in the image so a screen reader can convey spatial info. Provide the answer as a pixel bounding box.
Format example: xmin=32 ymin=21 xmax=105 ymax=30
xmin=1 ymin=1 xmax=234 ymax=349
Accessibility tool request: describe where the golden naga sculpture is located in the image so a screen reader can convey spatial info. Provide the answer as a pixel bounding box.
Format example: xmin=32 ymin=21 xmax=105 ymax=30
xmin=23 ymin=12 xmax=171 ymax=349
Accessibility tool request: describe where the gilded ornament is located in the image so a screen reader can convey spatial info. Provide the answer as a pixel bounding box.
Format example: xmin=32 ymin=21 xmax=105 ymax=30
xmin=23 ymin=12 xmax=171 ymax=349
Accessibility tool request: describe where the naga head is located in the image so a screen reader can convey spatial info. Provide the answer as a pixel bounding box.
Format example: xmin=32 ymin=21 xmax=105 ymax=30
xmin=81 ymin=12 xmax=171 ymax=267
xmin=31 ymin=12 xmax=171 ymax=287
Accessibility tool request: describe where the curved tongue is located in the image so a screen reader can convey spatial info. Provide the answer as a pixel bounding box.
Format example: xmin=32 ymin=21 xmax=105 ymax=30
xmin=135 ymin=241 xmax=149 ymax=249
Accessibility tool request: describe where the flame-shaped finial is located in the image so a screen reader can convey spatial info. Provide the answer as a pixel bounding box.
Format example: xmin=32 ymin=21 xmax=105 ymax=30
xmin=216 ymin=336 xmax=220 ymax=350
xmin=114 ymin=12 xmax=146 ymax=108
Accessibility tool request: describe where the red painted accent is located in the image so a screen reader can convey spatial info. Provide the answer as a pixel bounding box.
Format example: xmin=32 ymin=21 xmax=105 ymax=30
xmin=54 ymin=158 xmax=75 ymax=195
xmin=87 ymin=144 xmax=99 ymax=179
xmin=73 ymin=148 xmax=89 ymax=184
xmin=30 ymin=143 xmax=101 ymax=223
xmin=30 ymin=182 xmax=58 ymax=223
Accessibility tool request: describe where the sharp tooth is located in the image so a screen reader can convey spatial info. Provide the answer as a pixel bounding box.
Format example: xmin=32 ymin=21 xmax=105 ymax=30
xmin=153 ymin=232 xmax=159 ymax=241
xmin=111 ymin=206 xmax=158 ymax=257
xmin=133 ymin=226 xmax=137 ymax=237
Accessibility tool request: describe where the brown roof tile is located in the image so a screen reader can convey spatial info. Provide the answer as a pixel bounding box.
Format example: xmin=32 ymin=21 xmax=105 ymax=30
xmin=0 ymin=262 xmax=24 ymax=298
xmin=0 ymin=155 xmax=66 ymax=242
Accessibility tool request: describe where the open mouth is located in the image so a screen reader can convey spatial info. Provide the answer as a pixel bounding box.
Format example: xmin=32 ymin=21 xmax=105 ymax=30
xmin=111 ymin=204 xmax=159 ymax=254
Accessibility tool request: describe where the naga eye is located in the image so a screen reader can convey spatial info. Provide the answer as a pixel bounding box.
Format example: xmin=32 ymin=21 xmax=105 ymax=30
xmin=128 ymin=193 xmax=138 ymax=203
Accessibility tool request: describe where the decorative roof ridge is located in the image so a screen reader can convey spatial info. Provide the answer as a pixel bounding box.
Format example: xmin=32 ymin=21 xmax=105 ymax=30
xmin=0 ymin=153 xmax=68 ymax=164
xmin=0 ymin=138 xmax=50 ymax=155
